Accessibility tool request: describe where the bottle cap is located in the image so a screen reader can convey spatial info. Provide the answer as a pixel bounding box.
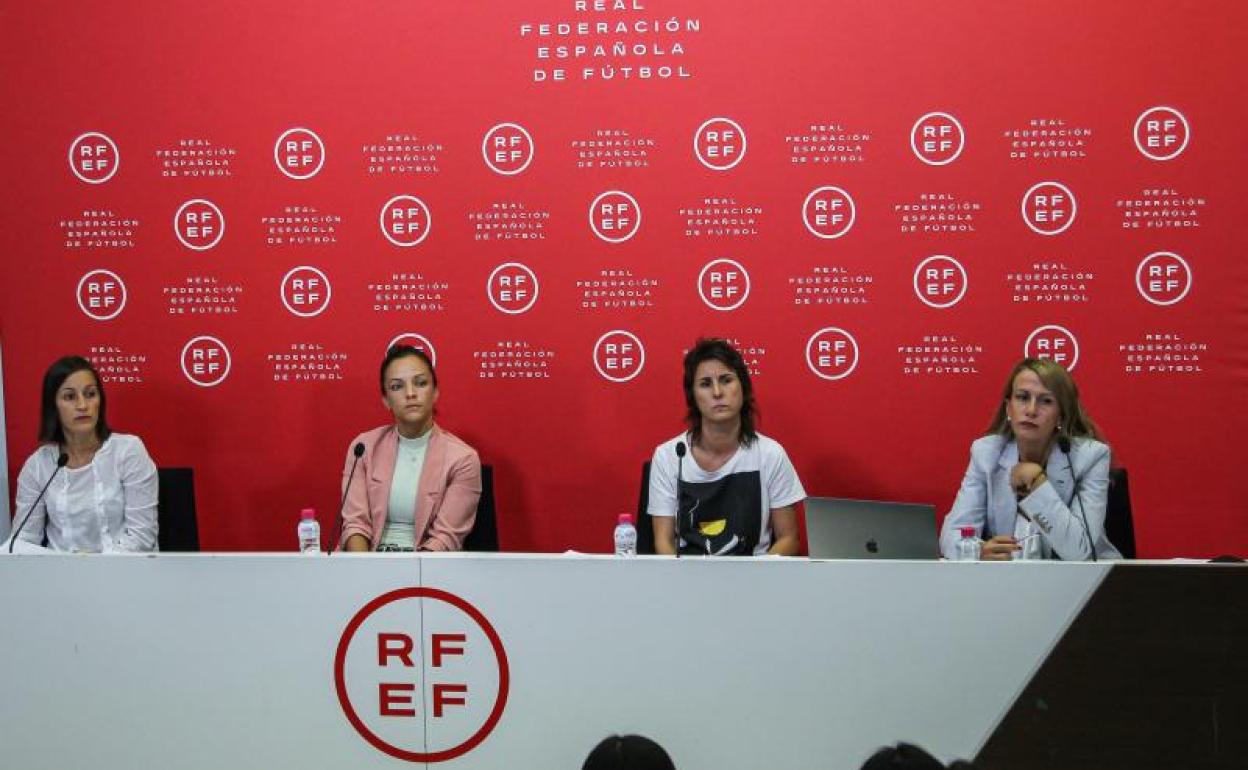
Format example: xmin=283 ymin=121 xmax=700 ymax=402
xmin=617 ymin=513 xmax=634 ymax=525
xmin=959 ymin=526 xmax=976 ymax=537
xmin=300 ymin=508 xmax=317 ymax=520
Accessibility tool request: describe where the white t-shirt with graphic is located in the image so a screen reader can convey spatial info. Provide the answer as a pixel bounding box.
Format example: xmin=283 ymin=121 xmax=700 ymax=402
xmin=648 ymin=432 xmax=805 ymax=556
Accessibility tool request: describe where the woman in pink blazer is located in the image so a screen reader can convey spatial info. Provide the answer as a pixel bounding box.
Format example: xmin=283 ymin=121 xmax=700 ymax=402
xmin=339 ymin=345 xmax=482 ymax=552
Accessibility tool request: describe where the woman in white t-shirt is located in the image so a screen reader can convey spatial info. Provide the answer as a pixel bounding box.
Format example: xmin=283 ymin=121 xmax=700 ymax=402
xmin=648 ymin=338 xmax=806 ymax=556
xmin=10 ymin=356 xmax=158 ymax=552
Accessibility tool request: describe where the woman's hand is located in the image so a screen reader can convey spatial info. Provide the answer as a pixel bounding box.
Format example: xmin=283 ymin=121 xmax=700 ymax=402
xmin=1010 ymin=462 xmax=1046 ymax=498
xmin=980 ymin=535 xmax=1021 ymax=561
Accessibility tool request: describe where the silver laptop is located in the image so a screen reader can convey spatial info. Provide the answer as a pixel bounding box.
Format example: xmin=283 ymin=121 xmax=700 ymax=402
xmin=805 ymin=497 xmax=939 ymax=560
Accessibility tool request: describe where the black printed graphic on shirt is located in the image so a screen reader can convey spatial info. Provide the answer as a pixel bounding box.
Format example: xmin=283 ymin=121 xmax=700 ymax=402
xmin=677 ymin=470 xmax=762 ymax=556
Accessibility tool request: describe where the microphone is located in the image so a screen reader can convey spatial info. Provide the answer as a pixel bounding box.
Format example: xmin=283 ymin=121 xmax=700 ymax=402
xmin=329 ymin=442 xmax=366 ymax=554
xmin=9 ymin=452 xmax=69 ymax=553
xmin=1060 ymin=438 xmax=1097 ymax=562
xmin=674 ymin=441 xmax=686 ymax=558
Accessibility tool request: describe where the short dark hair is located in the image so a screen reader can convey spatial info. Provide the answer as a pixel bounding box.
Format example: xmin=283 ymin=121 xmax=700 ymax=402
xmin=38 ymin=355 xmax=111 ymax=444
xmin=860 ymin=743 xmax=971 ymax=770
xmin=379 ymin=344 xmax=437 ymax=394
xmin=582 ymin=735 xmax=676 ymax=770
xmin=682 ymin=337 xmax=757 ymax=446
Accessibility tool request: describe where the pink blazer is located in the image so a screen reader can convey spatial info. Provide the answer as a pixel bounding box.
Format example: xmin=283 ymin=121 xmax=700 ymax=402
xmin=339 ymin=424 xmax=482 ymax=551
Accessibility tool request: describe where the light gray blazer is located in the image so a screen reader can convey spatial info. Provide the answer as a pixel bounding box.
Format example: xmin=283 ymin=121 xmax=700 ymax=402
xmin=939 ymin=434 xmax=1121 ymax=561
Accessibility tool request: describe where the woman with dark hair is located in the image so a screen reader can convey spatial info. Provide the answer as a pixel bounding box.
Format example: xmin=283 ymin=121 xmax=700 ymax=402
xmin=939 ymin=358 xmax=1121 ymax=561
xmin=648 ymin=338 xmax=805 ymax=556
xmin=10 ymin=355 xmax=158 ymax=552
xmin=583 ymin=735 xmax=676 ymax=770
xmin=339 ymin=345 xmax=481 ymax=552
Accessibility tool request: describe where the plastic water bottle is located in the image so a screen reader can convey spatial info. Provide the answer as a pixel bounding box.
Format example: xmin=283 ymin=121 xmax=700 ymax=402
xmin=297 ymin=508 xmax=321 ymax=555
xmin=613 ymin=513 xmax=637 ymax=557
xmin=955 ymin=526 xmax=980 ymax=562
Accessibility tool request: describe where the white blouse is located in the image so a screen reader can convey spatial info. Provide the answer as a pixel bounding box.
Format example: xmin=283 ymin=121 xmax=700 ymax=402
xmin=379 ymin=430 xmax=430 ymax=550
xmin=13 ymin=434 xmax=159 ymax=553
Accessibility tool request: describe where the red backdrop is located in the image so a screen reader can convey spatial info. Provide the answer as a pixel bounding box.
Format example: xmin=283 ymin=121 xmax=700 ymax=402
xmin=2 ymin=1 xmax=1245 ymax=556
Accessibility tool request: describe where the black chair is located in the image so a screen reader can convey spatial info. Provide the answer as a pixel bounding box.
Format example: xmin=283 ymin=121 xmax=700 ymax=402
xmin=1105 ymin=467 xmax=1136 ymax=559
xmin=464 ymin=464 xmax=498 ymax=552
xmin=635 ymin=460 xmax=656 ymax=555
xmin=157 ymin=467 xmax=200 ymax=552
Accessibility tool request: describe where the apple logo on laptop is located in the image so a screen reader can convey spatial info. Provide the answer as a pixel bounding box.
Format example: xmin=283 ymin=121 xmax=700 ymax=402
xmin=865 ymin=539 xmax=879 ymax=554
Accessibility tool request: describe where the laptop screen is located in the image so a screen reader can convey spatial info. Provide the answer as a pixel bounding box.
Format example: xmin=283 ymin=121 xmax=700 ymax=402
xmin=805 ymin=497 xmax=939 ymax=560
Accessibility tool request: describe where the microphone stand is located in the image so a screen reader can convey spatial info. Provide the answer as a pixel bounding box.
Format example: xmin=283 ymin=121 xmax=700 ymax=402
xmin=329 ymin=442 xmax=365 ymax=554
xmin=9 ymin=453 xmax=69 ymax=553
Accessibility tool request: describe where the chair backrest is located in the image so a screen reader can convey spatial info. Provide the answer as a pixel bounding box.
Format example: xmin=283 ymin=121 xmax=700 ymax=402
xmin=157 ymin=467 xmax=199 ymax=552
xmin=635 ymin=460 xmax=656 ymax=555
xmin=464 ymin=463 xmax=498 ymax=552
xmin=1105 ymin=467 xmax=1136 ymax=559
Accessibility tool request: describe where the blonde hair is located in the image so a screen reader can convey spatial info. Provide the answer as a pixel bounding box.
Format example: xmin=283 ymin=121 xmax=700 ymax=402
xmin=986 ymin=358 xmax=1102 ymax=441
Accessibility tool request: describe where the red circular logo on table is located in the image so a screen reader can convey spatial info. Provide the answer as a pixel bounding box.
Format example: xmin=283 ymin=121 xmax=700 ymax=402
xmin=1024 ymin=325 xmax=1079 ymax=371
xmin=593 ymin=330 xmax=645 ymax=382
xmin=1021 ymin=181 xmax=1076 ymax=236
xmin=335 ymin=587 xmax=510 ymax=763
xmin=76 ymin=269 xmax=127 ymax=321
xmin=386 ymin=333 xmax=437 ymax=368
xmin=805 ymin=327 xmax=859 ymax=380
xmin=694 ymin=117 xmax=747 ymax=171
xmin=482 ymin=122 xmax=535 ymax=175
xmin=180 ymin=336 xmax=231 ymax=387
xmin=174 ymin=199 xmax=225 ymax=251
xmin=910 ymin=112 xmax=965 ymax=166
xmin=1135 ymin=251 xmax=1192 ymax=306
xmin=380 ymin=195 xmax=432 ymax=247
xmin=68 ymin=132 xmax=120 ymax=184
xmin=280 ymin=265 xmax=332 ymax=317
xmin=487 ymin=262 xmax=539 ymax=314
xmin=274 ymin=127 xmax=325 ymax=180
xmin=1133 ymin=106 xmax=1190 ymax=161
xmin=802 ymin=186 xmax=856 ymax=239
xmin=589 ymin=191 xmax=641 ymax=243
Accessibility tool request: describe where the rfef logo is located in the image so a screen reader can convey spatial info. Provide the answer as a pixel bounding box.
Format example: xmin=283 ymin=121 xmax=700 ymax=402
xmin=697 ymin=258 xmax=750 ymax=311
xmin=1021 ymin=182 xmax=1076 ymax=236
xmin=335 ymin=587 xmax=509 ymax=763
xmin=180 ymin=336 xmax=232 ymax=387
xmin=76 ymin=269 xmax=127 ymax=321
xmin=593 ymin=330 xmax=645 ymax=382
xmin=487 ymin=262 xmax=539 ymax=314
xmin=274 ymin=127 xmax=325 ymax=180
xmin=280 ymin=266 xmax=332 ymax=317
xmin=68 ymin=132 xmax=119 ymax=184
xmin=482 ymin=123 xmax=535 ymax=175
xmin=380 ymin=195 xmax=432 ymax=247
xmin=1135 ymin=251 xmax=1192 ymax=306
xmin=589 ymin=191 xmax=641 ymax=243
xmin=1024 ymin=325 xmax=1079 ymax=371
xmin=912 ymin=255 xmax=968 ymax=309
xmin=174 ymin=199 xmax=225 ymax=251
xmin=386 ymin=333 xmax=437 ymax=368
xmin=1133 ymin=106 xmax=1190 ymax=161
xmin=805 ymin=327 xmax=859 ymax=380
xmin=694 ymin=117 xmax=747 ymax=171
xmin=910 ymin=112 xmax=965 ymax=166
xmin=802 ymin=186 xmax=856 ymax=239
